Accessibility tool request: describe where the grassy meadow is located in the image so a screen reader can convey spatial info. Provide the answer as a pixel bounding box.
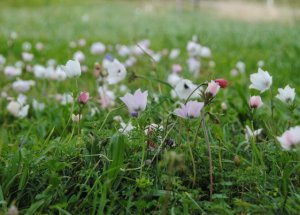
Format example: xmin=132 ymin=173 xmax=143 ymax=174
xmin=1 ymin=0 xmax=300 ymax=214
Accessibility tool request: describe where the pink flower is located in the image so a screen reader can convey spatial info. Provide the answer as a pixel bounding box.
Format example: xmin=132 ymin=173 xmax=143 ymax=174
xmin=120 ymin=89 xmax=148 ymax=117
xmin=174 ymin=101 xmax=204 ymax=119
xmin=78 ymin=91 xmax=89 ymax=104
xmin=215 ymin=78 xmax=228 ymax=88
xmin=249 ymin=96 xmax=263 ymax=109
xmin=172 ymin=64 xmax=182 ymax=74
xmin=277 ymin=126 xmax=300 ymax=150
xmin=205 ymin=80 xmax=220 ymax=97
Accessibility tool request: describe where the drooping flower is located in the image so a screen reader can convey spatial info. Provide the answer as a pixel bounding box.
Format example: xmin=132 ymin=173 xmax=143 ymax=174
xmin=78 ymin=91 xmax=90 ymax=104
xmin=205 ymin=80 xmax=220 ymax=97
xmin=276 ymin=85 xmax=296 ymax=104
xmin=215 ymin=78 xmax=228 ymax=88
xmin=249 ymin=96 xmax=263 ymax=109
xmin=120 ymin=89 xmax=148 ymax=117
xmin=104 ymin=59 xmax=127 ymax=85
xmin=249 ymin=68 xmax=272 ymax=93
xmin=62 ymin=60 xmax=81 ymax=78
xmin=171 ymin=79 xmax=201 ymax=100
xmin=174 ymin=101 xmax=204 ymax=119
xmin=277 ymin=126 xmax=300 ymax=150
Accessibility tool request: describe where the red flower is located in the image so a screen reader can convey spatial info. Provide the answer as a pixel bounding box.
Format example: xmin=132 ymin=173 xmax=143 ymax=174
xmin=215 ymin=79 xmax=228 ymax=88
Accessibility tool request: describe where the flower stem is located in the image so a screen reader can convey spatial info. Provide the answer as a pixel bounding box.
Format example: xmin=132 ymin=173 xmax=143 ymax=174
xmin=201 ymin=112 xmax=213 ymax=201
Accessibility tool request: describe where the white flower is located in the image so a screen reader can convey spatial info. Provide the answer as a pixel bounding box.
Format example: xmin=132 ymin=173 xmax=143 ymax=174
xmin=171 ymin=79 xmax=201 ymax=100
xmin=144 ymin=123 xmax=163 ymax=135
xmin=245 ymin=126 xmax=263 ymax=142
xmin=60 ymin=93 xmax=74 ymax=105
xmin=200 ymin=46 xmax=212 ymax=58
xmin=276 ymin=85 xmax=296 ymax=104
xmin=124 ymin=56 xmax=137 ymax=68
xmin=236 ymin=61 xmax=246 ymax=73
xmin=62 ymin=60 xmax=81 ymax=78
xmin=7 ymin=100 xmax=29 ymax=118
xmin=17 ymin=94 xmax=27 ymax=105
xmin=120 ymin=89 xmax=148 ymax=117
xmin=53 ymin=67 xmax=67 ymax=81
xmin=187 ymin=57 xmax=201 ymax=77
xmin=117 ymin=45 xmax=131 ymax=57
xmin=169 ymin=48 xmax=180 ymax=59
xmin=22 ymin=52 xmax=34 ymax=62
xmin=249 ymin=68 xmax=272 ymax=93
xmin=0 ymin=54 xmax=6 ymax=65
xmin=12 ymin=79 xmax=35 ymax=93
xmin=257 ymin=60 xmax=265 ymax=68
xmin=167 ymin=73 xmax=182 ymax=87
xmin=119 ymin=121 xmax=135 ymax=135
xmin=105 ymin=59 xmax=127 ymax=85
xmin=72 ymin=114 xmax=81 ymax=122
xmin=90 ymin=42 xmax=106 ymax=55
xmin=73 ymin=51 xmax=85 ymax=63
xmin=33 ymin=65 xmax=47 ymax=79
xmin=22 ymin=42 xmax=32 ymax=51
xmin=277 ymin=126 xmax=300 ymax=150
xmin=98 ymin=86 xmax=115 ymax=108
xmin=32 ymin=99 xmax=45 ymax=111
xmin=187 ymin=41 xmax=202 ymax=57
xmin=4 ymin=66 xmax=22 ymax=77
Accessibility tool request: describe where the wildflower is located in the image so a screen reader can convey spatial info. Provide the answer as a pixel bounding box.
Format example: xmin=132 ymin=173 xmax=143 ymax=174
xmin=98 ymin=86 xmax=115 ymax=108
xmin=119 ymin=121 xmax=135 ymax=135
xmin=22 ymin=52 xmax=34 ymax=62
xmin=277 ymin=126 xmax=300 ymax=150
xmin=78 ymin=91 xmax=90 ymax=104
xmin=236 ymin=61 xmax=246 ymax=73
xmin=32 ymin=99 xmax=45 ymax=111
xmin=215 ymin=78 xmax=228 ymax=88
xmin=276 ymin=85 xmax=295 ymax=104
xmin=174 ymin=101 xmax=204 ymax=119
xmin=205 ymin=80 xmax=220 ymax=97
xmin=187 ymin=41 xmax=202 ymax=57
xmin=249 ymin=68 xmax=272 ymax=92
xmin=72 ymin=114 xmax=81 ymax=122
xmin=7 ymin=101 xmax=29 ymax=118
xmin=105 ymin=59 xmax=127 ymax=84
xmin=249 ymin=96 xmax=263 ymax=109
xmin=245 ymin=125 xmax=263 ymax=142
xmin=120 ymin=89 xmax=148 ymax=117
xmin=73 ymin=51 xmax=85 ymax=63
xmin=169 ymin=48 xmax=180 ymax=59
xmin=171 ymin=64 xmax=182 ymax=73
xmin=60 ymin=93 xmax=74 ymax=105
xmin=200 ymin=46 xmax=212 ymax=58
xmin=0 ymin=54 xmax=6 ymax=65
xmin=90 ymin=42 xmax=106 ymax=55
xmin=12 ymin=79 xmax=35 ymax=93
xmin=62 ymin=60 xmax=81 ymax=78
xmin=4 ymin=66 xmax=22 ymax=77
xmin=171 ymin=79 xmax=201 ymax=100
xmin=187 ymin=57 xmax=201 ymax=77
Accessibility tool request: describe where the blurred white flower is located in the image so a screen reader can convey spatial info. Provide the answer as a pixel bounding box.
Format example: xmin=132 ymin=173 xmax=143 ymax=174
xmin=35 ymin=42 xmax=44 ymax=51
xmin=32 ymin=99 xmax=45 ymax=111
xmin=90 ymin=42 xmax=106 ymax=55
xmin=187 ymin=41 xmax=201 ymax=57
xmin=73 ymin=51 xmax=85 ymax=63
xmin=12 ymin=79 xmax=35 ymax=93
xmin=171 ymin=79 xmax=201 ymax=100
xmin=169 ymin=48 xmax=180 ymax=59
xmin=98 ymin=86 xmax=115 ymax=108
xmin=62 ymin=60 xmax=81 ymax=78
xmin=124 ymin=56 xmax=137 ymax=67
xmin=7 ymin=100 xmax=29 ymax=118
xmin=0 ymin=54 xmax=6 ymax=65
xmin=33 ymin=65 xmax=46 ymax=79
xmin=236 ymin=61 xmax=246 ymax=73
xmin=4 ymin=66 xmax=22 ymax=77
xmin=276 ymin=85 xmax=295 ymax=104
xmin=167 ymin=73 xmax=182 ymax=87
xmin=17 ymin=94 xmax=27 ymax=106
xmin=245 ymin=126 xmax=263 ymax=142
xmin=22 ymin=52 xmax=34 ymax=62
xmin=60 ymin=93 xmax=74 ymax=105
xmin=257 ymin=60 xmax=265 ymax=68
xmin=22 ymin=42 xmax=32 ymax=51
xmin=72 ymin=114 xmax=81 ymax=122
xmin=200 ymin=46 xmax=212 ymax=58
xmin=277 ymin=126 xmax=300 ymax=150
xmin=119 ymin=121 xmax=135 ymax=135
xmin=78 ymin=39 xmax=86 ymax=47
xmin=249 ymin=68 xmax=272 ymax=93
xmin=117 ymin=45 xmax=131 ymax=57
xmin=105 ymin=59 xmax=127 ymax=84
xmin=144 ymin=123 xmax=163 ymax=135
xmin=187 ymin=57 xmax=201 ymax=77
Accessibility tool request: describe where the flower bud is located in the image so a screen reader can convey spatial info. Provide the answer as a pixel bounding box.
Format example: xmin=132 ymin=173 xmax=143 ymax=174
xmin=249 ymin=96 xmax=263 ymax=109
xmin=78 ymin=91 xmax=89 ymax=104
xmin=215 ymin=78 xmax=228 ymax=88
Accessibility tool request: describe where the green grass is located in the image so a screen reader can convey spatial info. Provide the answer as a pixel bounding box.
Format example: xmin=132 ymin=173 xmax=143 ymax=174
xmin=1 ymin=0 xmax=300 ymax=214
